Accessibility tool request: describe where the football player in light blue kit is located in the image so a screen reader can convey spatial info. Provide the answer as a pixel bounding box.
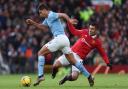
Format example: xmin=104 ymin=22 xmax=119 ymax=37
xmin=26 ymin=3 xmax=94 ymax=86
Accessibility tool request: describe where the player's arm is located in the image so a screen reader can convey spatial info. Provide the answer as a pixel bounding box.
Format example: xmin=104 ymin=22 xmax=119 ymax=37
xmin=58 ymin=13 xmax=78 ymax=24
xmin=56 ymin=13 xmax=84 ymax=36
xmin=26 ymin=19 xmax=48 ymax=31
xmin=96 ymin=41 xmax=112 ymax=69
xmin=67 ymin=21 xmax=85 ymax=36
xmin=58 ymin=13 xmax=71 ymax=22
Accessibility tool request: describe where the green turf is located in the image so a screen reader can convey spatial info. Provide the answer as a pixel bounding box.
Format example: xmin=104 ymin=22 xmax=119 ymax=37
xmin=0 ymin=74 xmax=128 ymax=89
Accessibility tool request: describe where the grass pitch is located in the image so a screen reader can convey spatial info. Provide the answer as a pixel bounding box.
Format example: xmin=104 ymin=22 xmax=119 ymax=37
xmin=0 ymin=74 xmax=128 ymax=89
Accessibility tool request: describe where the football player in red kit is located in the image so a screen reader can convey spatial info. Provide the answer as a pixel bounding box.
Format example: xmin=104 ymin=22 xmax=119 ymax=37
xmin=52 ymin=21 xmax=112 ymax=86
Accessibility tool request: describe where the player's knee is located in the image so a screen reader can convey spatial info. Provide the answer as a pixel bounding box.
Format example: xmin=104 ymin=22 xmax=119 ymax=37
xmin=38 ymin=50 xmax=46 ymax=56
xmin=62 ymin=47 xmax=72 ymax=55
xmin=71 ymin=72 xmax=79 ymax=80
xmin=38 ymin=46 xmax=50 ymax=56
xmin=72 ymin=75 xmax=78 ymax=81
xmin=38 ymin=51 xmax=42 ymax=56
xmin=53 ymin=60 xmax=62 ymax=68
xmin=53 ymin=63 xmax=58 ymax=69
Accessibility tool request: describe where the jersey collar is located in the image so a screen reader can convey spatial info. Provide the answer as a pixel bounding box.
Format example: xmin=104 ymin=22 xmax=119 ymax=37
xmin=91 ymin=35 xmax=97 ymax=39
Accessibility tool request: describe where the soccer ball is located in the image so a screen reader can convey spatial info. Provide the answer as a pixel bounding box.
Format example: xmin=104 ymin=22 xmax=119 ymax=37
xmin=21 ymin=76 xmax=31 ymax=87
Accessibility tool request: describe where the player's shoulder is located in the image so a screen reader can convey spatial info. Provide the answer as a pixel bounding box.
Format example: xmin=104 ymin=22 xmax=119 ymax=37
xmin=47 ymin=11 xmax=58 ymax=21
xmin=48 ymin=11 xmax=57 ymax=17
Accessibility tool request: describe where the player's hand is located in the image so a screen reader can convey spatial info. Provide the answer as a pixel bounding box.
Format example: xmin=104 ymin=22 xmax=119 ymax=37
xmin=26 ymin=19 xmax=35 ymax=25
xmin=69 ymin=19 xmax=78 ymax=25
xmin=107 ymin=63 xmax=112 ymax=70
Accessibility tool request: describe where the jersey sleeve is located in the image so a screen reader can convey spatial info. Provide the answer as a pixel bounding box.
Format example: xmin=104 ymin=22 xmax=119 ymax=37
xmin=96 ymin=40 xmax=110 ymax=64
xmin=67 ymin=22 xmax=85 ymax=37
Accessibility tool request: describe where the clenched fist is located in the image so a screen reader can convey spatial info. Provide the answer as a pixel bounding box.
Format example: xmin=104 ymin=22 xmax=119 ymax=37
xmin=26 ymin=19 xmax=35 ymax=25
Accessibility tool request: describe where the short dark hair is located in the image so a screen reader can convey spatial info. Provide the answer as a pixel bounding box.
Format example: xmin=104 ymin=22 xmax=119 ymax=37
xmin=38 ymin=3 xmax=49 ymax=11
xmin=89 ymin=21 xmax=98 ymax=28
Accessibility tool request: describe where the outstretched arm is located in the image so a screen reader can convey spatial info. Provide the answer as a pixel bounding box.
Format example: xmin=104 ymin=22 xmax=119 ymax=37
xmin=96 ymin=41 xmax=110 ymax=64
xmin=26 ymin=19 xmax=48 ymax=31
xmin=57 ymin=13 xmax=85 ymax=36
xmin=57 ymin=13 xmax=78 ymax=24
xmin=58 ymin=13 xmax=71 ymax=22
xmin=96 ymin=42 xmax=112 ymax=70
xmin=67 ymin=21 xmax=86 ymax=36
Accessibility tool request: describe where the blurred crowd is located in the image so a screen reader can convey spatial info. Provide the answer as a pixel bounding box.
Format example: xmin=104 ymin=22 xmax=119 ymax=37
xmin=0 ymin=0 xmax=128 ymax=74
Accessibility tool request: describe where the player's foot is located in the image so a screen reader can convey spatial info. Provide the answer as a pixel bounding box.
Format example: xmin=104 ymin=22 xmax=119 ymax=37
xmin=51 ymin=67 xmax=58 ymax=79
xmin=88 ymin=75 xmax=94 ymax=87
xmin=59 ymin=75 xmax=68 ymax=85
xmin=33 ymin=76 xmax=45 ymax=86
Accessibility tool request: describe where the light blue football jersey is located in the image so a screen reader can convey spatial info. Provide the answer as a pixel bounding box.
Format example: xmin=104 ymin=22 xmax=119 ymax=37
xmin=42 ymin=11 xmax=65 ymax=37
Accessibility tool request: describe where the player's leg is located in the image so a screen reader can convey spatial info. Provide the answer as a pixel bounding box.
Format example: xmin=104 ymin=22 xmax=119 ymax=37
xmin=62 ymin=51 xmax=94 ymax=86
xmin=52 ymin=54 xmax=71 ymax=79
xmin=34 ymin=38 xmax=61 ymax=86
xmin=33 ymin=45 xmax=51 ymax=86
xmin=60 ymin=35 xmax=91 ymax=79
xmin=52 ymin=60 xmax=62 ymax=79
xmin=59 ymin=66 xmax=80 ymax=85
xmin=59 ymin=64 xmax=94 ymax=87
xmin=62 ymin=49 xmax=91 ymax=79
xmin=58 ymin=53 xmax=81 ymax=84
xmin=72 ymin=57 xmax=94 ymax=87
xmin=38 ymin=46 xmax=51 ymax=77
xmin=52 ymin=57 xmax=63 ymax=79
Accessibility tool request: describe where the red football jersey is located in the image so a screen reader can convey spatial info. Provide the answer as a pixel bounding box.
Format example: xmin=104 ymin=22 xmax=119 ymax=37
xmin=67 ymin=22 xmax=110 ymax=64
